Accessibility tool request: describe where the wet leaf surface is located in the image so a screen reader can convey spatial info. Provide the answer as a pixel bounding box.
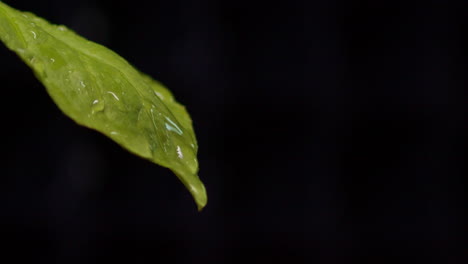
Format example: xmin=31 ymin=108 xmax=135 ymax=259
xmin=0 ymin=1 xmax=206 ymax=210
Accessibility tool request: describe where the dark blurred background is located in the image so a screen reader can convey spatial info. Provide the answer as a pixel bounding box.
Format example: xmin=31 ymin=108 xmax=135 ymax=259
xmin=0 ymin=0 xmax=466 ymax=263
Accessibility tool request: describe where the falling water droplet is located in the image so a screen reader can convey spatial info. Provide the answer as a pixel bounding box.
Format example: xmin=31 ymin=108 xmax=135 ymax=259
xmin=91 ymin=99 xmax=105 ymax=114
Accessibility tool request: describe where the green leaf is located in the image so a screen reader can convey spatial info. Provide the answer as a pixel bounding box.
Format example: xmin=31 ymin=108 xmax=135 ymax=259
xmin=0 ymin=1 xmax=207 ymax=210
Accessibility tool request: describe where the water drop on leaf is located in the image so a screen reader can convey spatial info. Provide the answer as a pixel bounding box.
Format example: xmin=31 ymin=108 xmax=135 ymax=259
xmin=91 ymin=99 xmax=105 ymax=114
xmin=0 ymin=1 xmax=207 ymax=210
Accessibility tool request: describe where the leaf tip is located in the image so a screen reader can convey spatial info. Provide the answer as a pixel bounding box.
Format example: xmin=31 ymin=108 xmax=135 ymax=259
xmin=193 ymin=182 xmax=208 ymax=212
xmin=173 ymin=169 xmax=207 ymax=211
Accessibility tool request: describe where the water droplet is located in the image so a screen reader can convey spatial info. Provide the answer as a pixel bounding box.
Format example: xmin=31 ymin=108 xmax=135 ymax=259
xmin=110 ymin=131 xmax=119 ymax=135
xmin=164 ymin=117 xmax=183 ymax=135
xmin=30 ymin=31 xmax=37 ymax=39
xmin=107 ymin=91 xmax=120 ymax=101
xmin=154 ymin=91 xmax=165 ymax=99
xmin=50 ymin=58 xmax=55 ymax=63
xmin=30 ymin=22 xmax=36 ymax=27
xmin=57 ymin=26 xmax=67 ymax=31
xmin=80 ymin=81 xmax=86 ymax=87
xmin=176 ymin=146 xmax=184 ymax=159
xmin=91 ymin=99 xmax=105 ymax=114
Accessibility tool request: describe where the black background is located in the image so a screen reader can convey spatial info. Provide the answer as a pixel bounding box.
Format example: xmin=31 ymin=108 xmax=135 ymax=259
xmin=0 ymin=0 xmax=466 ymax=263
